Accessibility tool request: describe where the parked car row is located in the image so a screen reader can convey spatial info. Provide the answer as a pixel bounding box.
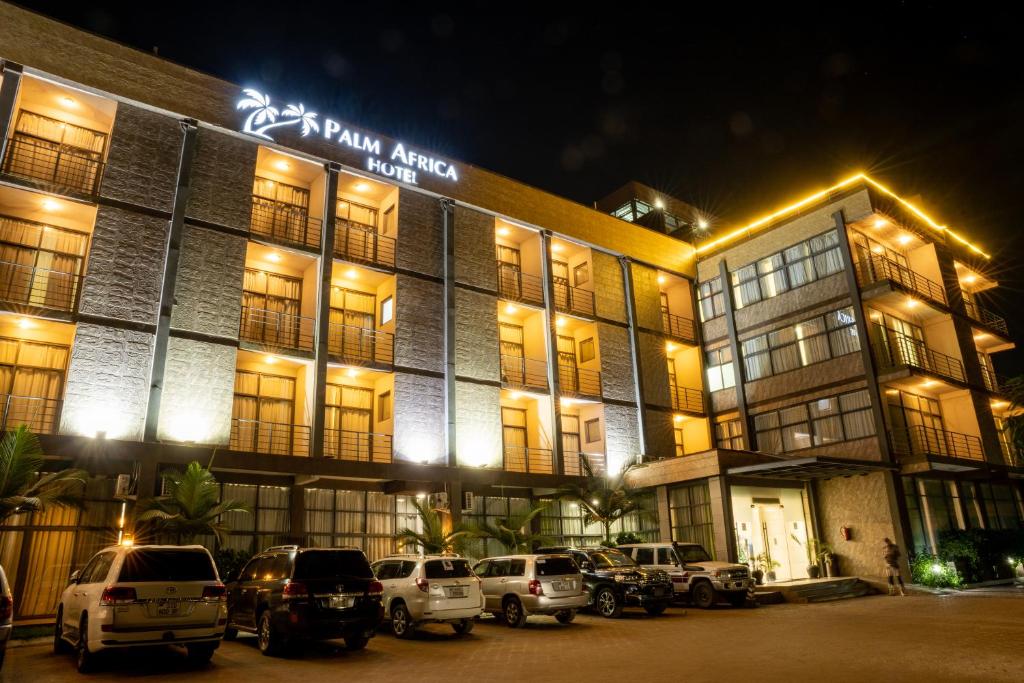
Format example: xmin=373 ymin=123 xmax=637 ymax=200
xmin=49 ymin=540 xmax=754 ymax=673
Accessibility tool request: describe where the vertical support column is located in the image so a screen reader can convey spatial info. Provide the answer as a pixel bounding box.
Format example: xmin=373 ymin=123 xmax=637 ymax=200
xmin=144 ymin=119 xmax=198 ymax=442
xmin=690 ymin=278 xmax=715 ymax=450
xmin=0 ymin=61 xmax=23 ymax=163
xmin=289 ymin=483 xmax=307 ymax=545
xmin=708 ymin=475 xmax=736 ymax=562
xmin=619 ymin=256 xmax=648 ymax=461
xmin=448 ymin=480 xmax=463 ymax=526
xmin=310 ymin=163 xmax=340 ymax=458
xmin=655 ymin=485 xmax=672 ymax=542
xmin=717 ymin=259 xmax=752 ymax=450
xmin=539 ymin=230 xmax=564 ymax=474
xmin=441 ymin=198 xmax=457 ymax=467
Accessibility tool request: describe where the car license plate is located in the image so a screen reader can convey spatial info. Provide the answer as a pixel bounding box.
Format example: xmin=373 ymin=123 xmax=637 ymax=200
xmin=157 ymin=599 xmax=179 ymax=616
xmin=446 ymin=586 xmax=467 ymax=598
xmin=552 ymin=581 xmax=571 ymax=591
xmin=329 ymin=596 xmax=355 ymax=609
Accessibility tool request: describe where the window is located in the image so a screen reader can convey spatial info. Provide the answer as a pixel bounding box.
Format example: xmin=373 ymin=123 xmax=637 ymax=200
xmin=754 ymin=389 xmax=875 ymax=454
xmin=573 ymin=262 xmax=589 ymax=286
xmin=381 ymin=206 xmax=395 ymax=236
xmin=584 ymin=418 xmax=601 ymax=443
xmin=635 ymin=548 xmax=655 ymax=565
xmin=380 ymin=296 xmax=393 ymax=325
xmin=377 ymin=391 xmax=392 ymax=421
xmin=705 ymin=347 xmax=735 ymax=392
xmin=729 ymin=229 xmax=844 ymax=309
xmin=118 ymin=550 xmax=217 ymax=582
xmin=714 ymin=419 xmax=744 ymax=449
xmin=697 ymin=277 xmax=725 ymax=321
xmin=669 ymin=482 xmax=715 ymax=553
xmin=579 ymin=337 xmax=595 ymax=363
xmin=740 ymin=306 xmax=859 ymax=381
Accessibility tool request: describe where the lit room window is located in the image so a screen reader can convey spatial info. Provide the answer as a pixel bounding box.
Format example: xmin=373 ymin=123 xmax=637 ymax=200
xmin=380 ymin=296 xmax=393 ymax=325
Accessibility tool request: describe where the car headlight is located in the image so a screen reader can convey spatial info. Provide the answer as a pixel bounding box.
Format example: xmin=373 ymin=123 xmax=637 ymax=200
xmin=613 ymin=574 xmax=625 ymax=582
xmin=711 ymin=570 xmax=724 ymax=578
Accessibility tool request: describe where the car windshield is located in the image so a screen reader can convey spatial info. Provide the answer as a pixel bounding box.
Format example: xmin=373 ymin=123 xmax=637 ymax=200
xmin=589 ymin=551 xmax=636 ymax=569
xmin=424 ymin=559 xmax=472 ymax=579
xmin=294 ymin=550 xmax=372 ymax=580
xmin=536 ymin=556 xmax=578 ymax=576
xmin=118 ymin=550 xmax=216 ymax=582
xmin=676 ymin=545 xmax=712 ymax=563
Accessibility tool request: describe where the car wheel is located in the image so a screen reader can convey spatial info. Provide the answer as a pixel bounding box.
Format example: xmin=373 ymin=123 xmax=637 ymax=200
xmin=595 ymin=587 xmax=623 ymax=618
xmin=644 ymin=602 xmax=667 ymax=616
xmin=186 ymin=642 xmax=217 ymax=665
xmin=555 ymin=609 xmax=576 ymax=624
xmin=257 ymin=611 xmax=283 ymax=657
xmin=726 ymin=592 xmax=748 ymax=608
xmin=691 ymin=581 xmax=716 ymax=609
xmin=53 ymin=607 xmax=70 ymax=655
xmin=222 ymin=624 xmax=238 ymax=642
xmin=76 ymin=615 xmax=96 ymax=673
xmin=451 ymin=618 xmax=474 ymax=635
xmin=503 ymin=597 xmax=527 ymax=628
xmin=390 ymin=603 xmax=416 ymax=639
xmin=344 ymin=634 xmax=369 ymax=650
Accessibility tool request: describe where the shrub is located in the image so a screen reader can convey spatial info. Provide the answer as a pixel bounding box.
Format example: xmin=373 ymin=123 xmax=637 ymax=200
xmin=214 ymin=548 xmax=251 ymax=582
xmin=910 ymin=553 xmax=961 ymax=588
xmin=614 ymin=532 xmax=643 ymax=546
xmin=938 ymin=529 xmax=1024 ymax=583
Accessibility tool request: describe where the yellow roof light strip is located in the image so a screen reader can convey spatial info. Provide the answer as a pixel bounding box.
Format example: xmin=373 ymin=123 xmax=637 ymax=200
xmin=696 ymin=173 xmax=990 ymax=259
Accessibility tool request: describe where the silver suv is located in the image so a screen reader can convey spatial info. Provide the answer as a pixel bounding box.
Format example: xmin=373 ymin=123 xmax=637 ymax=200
xmin=619 ymin=542 xmax=753 ymax=608
xmin=472 ymin=554 xmax=588 ymax=627
xmin=371 ymin=555 xmax=483 ymax=638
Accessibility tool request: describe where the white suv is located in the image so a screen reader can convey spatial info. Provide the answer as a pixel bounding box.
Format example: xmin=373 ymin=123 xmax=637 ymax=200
xmin=473 ymin=554 xmax=588 ymax=627
xmin=371 ymin=555 xmax=483 ymax=638
xmin=54 ymin=544 xmax=227 ymax=672
xmin=619 ymin=542 xmax=753 ymax=608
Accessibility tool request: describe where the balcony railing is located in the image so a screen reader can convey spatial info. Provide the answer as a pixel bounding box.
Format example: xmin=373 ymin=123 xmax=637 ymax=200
xmin=230 ymin=418 xmax=310 ymax=457
xmin=324 ymin=428 xmax=392 ymax=463
xmin=0 ymin=261 xmax=80 ymax=311
xmin=562 ymin=451 xmax=606 ymax=477
xmin=979 ymin=364 xmax=1008 ymax=394
xmin=890 ymin=425 xmax=984 ymax=462
xmin=855 ymin=255 xmax=947 ymax=306
xmin=963 ymin=300 xmax=1009 ymax=337
xmin=496 ymin=262 xmax=544 ymax=307
xmin=239 ymin=306 xmax=315 ymax=354
xmin=334 ymin=219 xmax=395 ymax=268
xmin=553 ymin=277 xmax=595 ymax=317
xmin=558 ymin=363 xmax=602 ymax=399
xmin=250 ymin=196 xmax=322 ymax=250
xmin=1 ymin=133 xmax=104 ymax=195
xmin=871 ymin=327 xmax=965 ymax=384
xmin=1 ymin=394 xmax=61 ymax=434
xmin=670 ymin=384 xmax=704 ymax=413
xmin=503 ymin=445 xmax=553 ymax=474
xmin=327 ymin=323 xmax=394 ymax=369
xmin=500 ymin=355 xmax=549 ymax=392
xmin=662 ymin=311 xmax=697 ymax=344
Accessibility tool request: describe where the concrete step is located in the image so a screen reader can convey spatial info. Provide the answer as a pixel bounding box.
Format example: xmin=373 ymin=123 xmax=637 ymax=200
xmin=766 ymin=577 xmax=876 ymax=604
xmin=753 ymin=590 xmax=785 ymax=605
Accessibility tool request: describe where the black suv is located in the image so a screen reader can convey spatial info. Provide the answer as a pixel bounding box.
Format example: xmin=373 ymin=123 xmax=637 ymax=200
xmin=224 ymin=545 xmax=384 ymax=656
xmin=536 ymin=547 xmax=673 ymax=618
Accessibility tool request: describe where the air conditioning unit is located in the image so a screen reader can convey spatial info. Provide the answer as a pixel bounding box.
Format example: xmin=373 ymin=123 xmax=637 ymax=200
xmin=462 ymin=490 xmax=474 ymax=513
xmin=114 ymin=473 xmax=132 ymax=499
xmin=429 ymin=492 xmax=449 ymax=511
xmin=159 ymin=475 xmax=173 ymax=497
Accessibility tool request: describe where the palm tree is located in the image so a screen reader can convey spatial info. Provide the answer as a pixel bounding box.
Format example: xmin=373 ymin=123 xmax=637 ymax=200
xmin=135 ymin=461 xmax=250 ymax=546
xmin=556 ymin=457 xmax=651 ymax=544
xmin=0 ymin=425 xmax=87 ymax=524
xmin=467 ymin=503 xmax=552 ymax=554
xmin=395 ymin=497 xmax=471 ymax=554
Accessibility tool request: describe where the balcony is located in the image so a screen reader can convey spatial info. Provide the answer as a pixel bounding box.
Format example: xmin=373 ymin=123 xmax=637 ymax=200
xmin=250 ymin=195 xmax=322 ymax=250
xmin=558 ymin=363 xmax=602 ymax=400
xmin=503 ymin=444 xmax=553 ymax=474
xmin=230 ymin=418 xmax=310 ymax=457
xmin=855 ymin=255 xmax=947 ymax=307
xmin=327 ymin=322 xmax=394 ymax=370
xmin=333 ymin=219 xmax=395 ymax=268
xmin=239 ymin=306 xmax=315 ymax=355
xmin=670 ymin=384 xmax=705 ymax=413
xmin=562 ymin=450 xmax=606 ymax=477
xmin=890 ymin=425 xmax=984 ymax=462
xmin=662 ymin=311 xmax=697 ymax=344
xmin=497 ymin=261 xmax=544 ymax=307
xmin=1 ymin=394 xmax=61 ymax=434
xmin=324 ymin=428 xmax=392 ymax=463
xmin=553 ymin=277 xmax=595 ymax=318
xmin=0 ymin=261 xmax=80 ymax=312
xmin=1 ymin=132 xmax=104 ymax=196
xmin=963 ymin=300 xmax=1009 ymax=337
xmin=872 ymin=328 xmax=965 ymax=384
xmin=500 ymin=355 xmax=548 ymax=393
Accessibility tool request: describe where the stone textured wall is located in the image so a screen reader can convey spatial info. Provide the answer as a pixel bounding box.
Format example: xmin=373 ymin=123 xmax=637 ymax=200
xmin=157 ymin=337 xmax=236 ymax=445
xmin=185 ymin=126 xmax=256 ymax=230
xmin=701 ymin=317 xmax=728 ymax=344
xmin=645 ymin=409 xmax=677 ymax=460
xmin=734 ymin=272 xmax=849 ymax=333
xmin=394 ymin=275 xmax=444 ymax=373
xmin=455 ymin=288 xmax=499 ymax=382
xmin=604 ymin=403 xmax=640 ymax=473
xmin=710 ymin=389 xmax=738 ymax=413
xmin=79 ymin=205 xmax=167 ymax=325
xmin=638 ymin=331 xmax=671 ymax=407
xmin=59 ymin=323 xmax=154 ymax=441
xmin=455 ymin=381 xmax=502 ymax=468
xmin=745 ymin=353 xmax=865 ymax=408
xmin=816 ymin=472 xmax=902 ymax=581
xmin=454 ymin=206 xmax=496 ymax=291
xmin=396 ymin=188 xmax=443 ymax=279
xmin=592 ymin=251 xmax=627 ymax=323
xmin=597 ymin=322 xmax=636 ymax=403
xmin=101 ymin=103 xmax=182 ymax=213
xmin=393 ymin=372 xmax=446 ymax=464
xmin=171 ymin=223 xmax=246 ymax=339
xmin=631 ymin=262 xmax=663 ymax=331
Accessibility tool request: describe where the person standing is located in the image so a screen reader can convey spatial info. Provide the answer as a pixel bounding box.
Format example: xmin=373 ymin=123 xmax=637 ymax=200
xmin=883 ymin=538 xmax=906 ymax=596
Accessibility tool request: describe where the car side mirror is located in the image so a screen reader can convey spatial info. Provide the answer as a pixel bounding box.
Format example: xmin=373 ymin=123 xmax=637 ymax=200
xmin=580 ymin=562 xmax=594 ymax=572
xmin=69 ymin=570 xmax=81 ymax=584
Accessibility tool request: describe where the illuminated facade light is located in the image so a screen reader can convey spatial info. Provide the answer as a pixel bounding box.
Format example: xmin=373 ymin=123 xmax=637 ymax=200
xmin=497 ymin=226 xmax=510 ymax=237
xmin=17 ymin=317 xmax=33 ymax=329
xmin=41 ymin=198 xmax=61 ymax=212
xmin=897 ymin=233 xmax=913 ymax=245
xmin=505 ymin=304 xmax=518 ymax=315
xmin=354 ymin=182 xmax=370 ymax=192
xmin=274 ymin=159 xmax=290 ymax=171
xmin=267 ymin=252 xmax=281 ymax=262
xmin=345 ymin=268 xmax=358 ymax=279
xmin=59 ymin=95 xmax=77 ymax=108
xmin=697 ymin=218 xmax=709 ymax=230
xmin=657 ymin=274 xmax=666 ymax=285
xmin=555 ymin=317 xmax=566 ymax=327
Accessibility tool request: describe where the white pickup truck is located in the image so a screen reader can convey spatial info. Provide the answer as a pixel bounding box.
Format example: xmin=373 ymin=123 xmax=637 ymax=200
xmin=618 ymin=542 xmax=754 ymax=608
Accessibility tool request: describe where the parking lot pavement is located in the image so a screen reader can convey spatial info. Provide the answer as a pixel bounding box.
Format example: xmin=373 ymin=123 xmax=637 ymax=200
xmin=5 ymin=593 xmax=1024 ymax=682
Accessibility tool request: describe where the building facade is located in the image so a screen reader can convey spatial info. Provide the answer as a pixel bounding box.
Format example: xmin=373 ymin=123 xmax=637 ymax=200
xmin=0 ymin=3 xmax=1019 ymax=622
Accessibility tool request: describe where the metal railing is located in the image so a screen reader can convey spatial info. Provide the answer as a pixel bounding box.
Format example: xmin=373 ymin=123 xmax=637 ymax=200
xmin=890 ymin=425 xmax=984 ymax=462
xmin=323 ymin=428 xmax=392 ymax=463
xmin=662 ymin=311 xmax=697 ymax=344
xmin=497 ymin=262 xmax=544 ymax=307
xmin=230 ymin=418 xmax=310 ymax=457
xmin=1 ymin=133 xmax=104 ymax=195
xmin=0 ymin=260 xmax=80 ymax=311
xmin=670 ymin=384 xmax=705 ymax=413
xmin=562 ymin=451 xmax=606 ymax=477
xmin=963 ymin=300 xmax=1009 ymax=336
xmin=500 ymin=355 xmax=548 ymax=392
xmin=239 ymin=306 xmax=315 ymax=354
xmin=855 ymin=255 xmax=947 ymax=306
xmin=503 ymin=445 xmax=553 ymax=474
xmin=558 ymin=362 xmax=602 ymax=399
xmin=979 ymin=364 xmax=1007 ymax=394
xmin=871 ymin=327 xmax=965 ymax=383
xmin=553 ymin=277 xmax=595 ymax=317
xmin=327 ymin=323 xmax=394 ymax=369
xmin=334 ymin=219 xmax=396 ymax=268
xmin=250 ymin=196 xmax=322 ymax=249
xmin=1 ymin=394 xmax=62 ymax=434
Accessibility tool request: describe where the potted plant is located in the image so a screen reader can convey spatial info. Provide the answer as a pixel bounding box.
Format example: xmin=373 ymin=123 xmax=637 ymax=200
xmin=755 ymin=553 xmax=781 ymax=583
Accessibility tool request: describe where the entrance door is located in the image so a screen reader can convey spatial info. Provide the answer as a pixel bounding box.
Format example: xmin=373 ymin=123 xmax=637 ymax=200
xmin=324 ymin=384 xmax=374 ymax=460
xmin=496 ymin=245 xmax=522 ymax=300
xmin=561 ymin=415 xmax=581 ymax=474
xmin=330 ymin=287 xmax=376 ymax=363
xmin=557 ymin=335 xmax=578 ymax=393
xmin=552 ymin=259 xmax=570 ymax=311
xmin=752 ymin=503 xmax=794 ymax=582
xmin=499 ymin=323 xmax=526 ymax=386
xmin=501 ymin=407 xmax=528 ymax=472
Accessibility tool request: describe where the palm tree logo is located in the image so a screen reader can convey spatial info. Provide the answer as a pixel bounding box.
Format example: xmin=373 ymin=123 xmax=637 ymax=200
xmin=237 ymin=89 xmax=320 ymax=141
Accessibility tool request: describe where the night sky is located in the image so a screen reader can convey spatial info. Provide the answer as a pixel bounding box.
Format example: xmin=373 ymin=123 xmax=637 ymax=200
xmin=17 ymin=1 xmax=1024 ymax=372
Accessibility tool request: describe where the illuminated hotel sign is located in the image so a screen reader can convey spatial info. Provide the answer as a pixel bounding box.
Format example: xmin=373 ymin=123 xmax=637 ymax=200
xmin=237 ymin=89 xmax=458 ymax=185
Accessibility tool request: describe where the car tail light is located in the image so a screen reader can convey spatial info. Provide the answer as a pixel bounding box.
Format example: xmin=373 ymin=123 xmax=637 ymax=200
xmin=282 ymin=581 xmax=308 ymax=600
xmin=202 ymin=583 xmax=227 ymax=601
xmin=0 ymin=595 xmax=12 ymax=620
xmin=368 ymin=581 xmax=383 ymax=596
xmin=100 ymin=586 xmax=137 ymax=605
xmin=528 ymin=579 xmax=543 ymax=596
xmin=415 ymin=578 xmax=429 ymax=593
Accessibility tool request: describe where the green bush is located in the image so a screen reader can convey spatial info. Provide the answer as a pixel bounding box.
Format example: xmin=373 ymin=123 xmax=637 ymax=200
xmin=937 ymin=529 xmax=1024 ymax=583
xmin=910 ymin=554 xmax=961 ymax=588
xmin=614 ymin=532 xmax=643 ymax=546
xmin=214 ymin=548 xmax=251 ymax=582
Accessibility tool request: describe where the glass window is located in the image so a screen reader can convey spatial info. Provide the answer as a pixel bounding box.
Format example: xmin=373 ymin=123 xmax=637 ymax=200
xmin=839 ymin=391 xmax=875 ymax=439
xmin=706 ymin=347 xmax=735 ymax=392
xmin=754 ymin=412 xmax=783 ymax=454
xmin=669 ymin=482 xmax=715 ymax=552
xmin=377 ymin=391 xmax=392 ymax=421
xmin=536 ymin=556 xmax=578 ymax=576
xmin=294 ymin=549 xmax=373 ymax=579
xmin=118 ymin=550 xmax=217 ymax=582
xmin=509 ymin=559 xmax=527 ymax=576
xmin=424 ymin=559 xmax=473 ymax=579
xmin=697 ymin=277 xmax=725 ymax=321
xmin=731 ymin=264 xmax=761 ymax=309
xmin=715 ymin=420 xmax=744 ymax=449
xmin=584 ymin=418 xmax=601 ymax=443
xmin=380 ymin=296 xmax=393 ymax=325
xmin=779 ymin=405 xmax=811 ymax=450
xmin=634 ymin=547 xmax=655 ymax=565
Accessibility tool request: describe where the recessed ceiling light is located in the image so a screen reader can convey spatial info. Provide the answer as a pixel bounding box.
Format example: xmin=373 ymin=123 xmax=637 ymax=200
xmin=17 ymin=317 xmax=33 ymax=329
xmin=654 ymin=198 xmax=665 ymax=209
xmin=697 ymin=219 xmax=709 ymax=230
xmin=354 ymin=182 xmax=370 ymax=192
xmin=346 ymin=268 xmax=358 ymax=279
xmin=673 ymin=414 xmax=683 ymax=423
xmin=267 ymin=252 xmax=282 ymax=263
xmin=657 ymin=274 xmax=666 ymax=284
xmin=497 ymin=227 xmax=510 ymax=237
xmin=509 ymin=391 xmax=522 ymax=400
xmin=665 ymin=342 xmax=676 ymax=353
xmin=274 ymin=159 xmax=290 ymax=171
xmin=962 ymin=274 xmax=977 ymax=284
xmin=898 ymin=234 xmax=913 ymax=245
xmin=905 ymin=298 xmax=918 ymax=308
xmin=505 ymin=304 xmax=518 ymax=315
xmin=346 ymin=368 xmax=359 ymax=378
xmin=551 ymin=243 xmax=563 ymax=253
xmin=41 ymin=198 xmax=60 ymax=212
xmin=555 ymin=317 xmax=566 ymax=327
xmin=59 ymin=95 xmax=77 ymax=108
xmin=264 ymin=355 xmax=277 ymax=364
xmin=873 ymin=218 xmax=886 ymax=229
